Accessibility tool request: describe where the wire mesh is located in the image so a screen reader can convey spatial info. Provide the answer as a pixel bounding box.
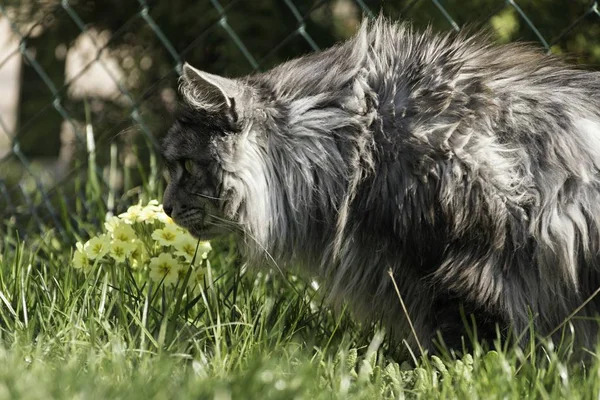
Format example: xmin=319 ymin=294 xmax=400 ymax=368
xmin=0 ymin=0 xmax=598 ymax=240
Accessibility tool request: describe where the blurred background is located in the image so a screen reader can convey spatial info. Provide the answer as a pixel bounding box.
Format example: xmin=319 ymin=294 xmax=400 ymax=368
xmin=0 ymin=0 xmax=599 ymax=241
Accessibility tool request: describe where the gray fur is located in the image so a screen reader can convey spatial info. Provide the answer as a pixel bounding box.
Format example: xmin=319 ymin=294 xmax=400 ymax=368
xmin=162 ymin=17 xmax=600 ymax=353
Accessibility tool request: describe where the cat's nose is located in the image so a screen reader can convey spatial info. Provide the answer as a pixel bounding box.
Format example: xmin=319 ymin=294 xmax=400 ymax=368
xmin=163 ymin=204 xmax=173 ymax=217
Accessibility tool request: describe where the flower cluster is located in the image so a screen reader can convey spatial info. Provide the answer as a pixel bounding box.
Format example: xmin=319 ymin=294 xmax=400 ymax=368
xmin=72 ymin=200 xmax=212 ymax=287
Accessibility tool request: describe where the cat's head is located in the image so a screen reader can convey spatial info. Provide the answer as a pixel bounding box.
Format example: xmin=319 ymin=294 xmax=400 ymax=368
xmin=161 ymin=63 xmax=272 ymax=241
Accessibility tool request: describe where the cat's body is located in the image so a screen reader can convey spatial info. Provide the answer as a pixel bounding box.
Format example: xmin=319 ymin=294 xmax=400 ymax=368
xmin=162 ymin=17 xmax=600 ymax=353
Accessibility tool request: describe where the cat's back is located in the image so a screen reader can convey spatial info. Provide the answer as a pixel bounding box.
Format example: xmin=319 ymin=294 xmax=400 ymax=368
xmin=361 ymin=18 xmax=600 ymax=158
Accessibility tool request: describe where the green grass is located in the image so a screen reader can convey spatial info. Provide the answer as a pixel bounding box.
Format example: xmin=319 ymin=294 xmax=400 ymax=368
xmin=2 ymin=151 xmax=600 ymax=399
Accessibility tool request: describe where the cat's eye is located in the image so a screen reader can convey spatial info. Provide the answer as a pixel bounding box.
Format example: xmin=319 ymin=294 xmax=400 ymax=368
xmin=184 ymin=159 xmax=194 ymax=174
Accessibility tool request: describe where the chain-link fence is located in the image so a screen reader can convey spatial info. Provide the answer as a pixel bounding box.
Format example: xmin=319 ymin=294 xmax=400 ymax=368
xmin=0 ymin=0 xmax=599 ymax=241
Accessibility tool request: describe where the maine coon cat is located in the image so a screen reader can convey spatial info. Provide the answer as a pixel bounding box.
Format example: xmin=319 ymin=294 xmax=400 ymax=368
xmin=161 ymin=17 xmax=600 ymax=354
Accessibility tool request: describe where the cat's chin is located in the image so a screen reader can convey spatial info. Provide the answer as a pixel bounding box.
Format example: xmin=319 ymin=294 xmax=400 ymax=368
xmin=185 ymin=224 xmax=228 ymax=241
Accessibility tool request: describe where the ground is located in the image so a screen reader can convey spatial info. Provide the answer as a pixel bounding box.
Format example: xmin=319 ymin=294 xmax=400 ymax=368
xmin=1 ymin=184 xmax=600 ymax=400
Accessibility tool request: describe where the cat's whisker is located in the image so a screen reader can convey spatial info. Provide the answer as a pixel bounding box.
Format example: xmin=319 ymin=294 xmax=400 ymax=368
xmin=191 ymin=192 xmax=226 ymax=201
xmin=207 ymin=213 xmax=288 ymax=282
xmin=205 ymin=213 xmax=240 ymax=230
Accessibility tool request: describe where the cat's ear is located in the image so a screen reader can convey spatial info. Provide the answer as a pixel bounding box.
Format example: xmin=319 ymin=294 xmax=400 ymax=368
xmin=180 ymin=63 xmax=240 ymax=118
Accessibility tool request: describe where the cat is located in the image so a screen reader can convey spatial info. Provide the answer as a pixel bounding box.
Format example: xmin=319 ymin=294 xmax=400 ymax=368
xmin=161 ymin=16 xmax=600 ymax=355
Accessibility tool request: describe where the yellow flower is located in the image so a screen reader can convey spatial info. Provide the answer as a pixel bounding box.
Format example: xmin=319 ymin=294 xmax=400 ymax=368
xmin=109 ymin=239 xmax=136 ymax=263
xmin=72 ymin=242 xmax=91 ymax=270
xmin=155 ymin=209 xmax=173 ymax=224
xmin=173 ymin=235 xmax=198 ymax=262
xmin=104 ymin=216 xmax=121 ymax=232
xmin=118 ymin=204 xmax=144 ymax=224
xmin=151 ymin=224 xmax=180 ymax=247
xmin=73 ymin=250 xmax=89 ymax=270
xmin=129 ymin=241 xmax=148 ymax=269
xmin=150 ymin=203 xmax=172 ymax=224
xmin=84 ymin=235 xmax=110 ymax=260
xmin=149 ymin=253 xmax=181 ymax=286
xmin=176 ymin=265 xmax=192 ymax=282
xmin=112 ymin=223 xmax=137 ymax=242
xmin=136 ymin=201 xmax=158 ymax=224
xmin=174 ymin=236 xmax=211 ymax=262
xmin=139 ymin=207 xmax=158 ymax=224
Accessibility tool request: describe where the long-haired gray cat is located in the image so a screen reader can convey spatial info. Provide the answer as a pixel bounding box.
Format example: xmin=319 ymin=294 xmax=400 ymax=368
xmin=161 ymin=17 xmax=600 ymax=354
